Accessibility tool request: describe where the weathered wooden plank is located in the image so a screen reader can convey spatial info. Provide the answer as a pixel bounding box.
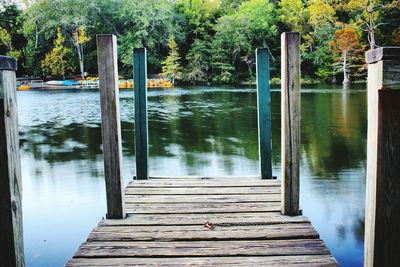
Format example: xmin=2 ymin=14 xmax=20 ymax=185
xmin=127 ymin=179 xmax=280 ymax=188
xmin=134 ymin=48 xmax=148 ymax=179
xmin=281 ymin=32 xmax=301 ymax=216
xmin=366 ymin=47 xmax=400 ymax=64
xmin=99 ymin=212 xmax=310 ymax=226
xmin=146 ymin=175 xmax=261 ymax=179
xmin=365 ymin=48 xmax=400 ymax=267
xmin=96 ymin=34 xmax=125 ymax=219
xmin=256 ymin=48 xmax=273 ymax=179
xmin=364 ymin=47 xmax=400 ymax=266
xmin=0 ymin=56 xmax=24 ymax=267
xmin=382 ymin=60 xmax=400 ymax=89
xmin=125 ymin=186 xmax=280 ymax=195
xmin=125 ymin=194 xmax=280 ymax=203
xmin=67 ymin=255 xmax=337 ymax=267
xmin=73 ymin=239 xmax=330 ymax=258
xmin=126 ymin=202 xmax=281 ymax=214
xmin=88 ymin=223 xmax=318 ymax=241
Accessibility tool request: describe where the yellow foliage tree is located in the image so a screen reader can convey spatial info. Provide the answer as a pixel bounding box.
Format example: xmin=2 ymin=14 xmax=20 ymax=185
xmin=72 ymin=27 xmax=91 ymax=79
xmin=41 ymin=28 xmax=75 ymax=78
xmin=0 ymin=27 xmax=22 ymax=59
xmin=161 ymin=35 xmax=183 ymax=84
xmin=307 ymin=0 xmax=336 ymax=27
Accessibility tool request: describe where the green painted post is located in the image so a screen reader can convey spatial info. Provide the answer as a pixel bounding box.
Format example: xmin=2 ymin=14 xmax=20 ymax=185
xmin=256 ymin=48 xmax=273 ymax=179
xmin=134 ymin=48 xmax=149 ymax=179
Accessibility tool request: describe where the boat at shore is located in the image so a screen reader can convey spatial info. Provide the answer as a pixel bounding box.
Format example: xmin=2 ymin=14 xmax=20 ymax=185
xmin=17 ymin=77 xmax=174 ymax=90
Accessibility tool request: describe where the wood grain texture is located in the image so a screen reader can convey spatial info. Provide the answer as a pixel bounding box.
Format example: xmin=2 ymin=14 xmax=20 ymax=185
xmin=66 ymin=177 xmax=336 ymax=266
xmin=382 ymin=60 xmax=400 ymax=89
xmin=125 ymin=186 xmax=280 ymax=195
xmin=0 ymin=55 xmax=17 ymax=71
xmin=99 ymin=212 xmax=310 ymax=226
xmin=281 ymin=32 xmax=301 ymax=216
xmin=66 ymin=255 xmax=338 ymax=266
xmin=125 ymin=202 xmax=281 ymax=214
xmin=127 ymin=178 xmax=280 ymax=187
xmin=133 ymin=48 xmax=149 ymax=179
xmin=256 ymin=48 xmax=273 ymax=179
xmin=124 ymin=194 xmax=280 ymax=203
xmin=88 ymin=223 xmax=318 ymax=241
xmin=96 ymin=34 xmax=125 ymax=219
xmin=73 ymin=239 xmax=330 ymax=257
xmin=0 ymin=63 xmax=24 ymax=266
xmin=365 ymin=60 xmax=379 ymax=267
xmin=372 ymin=90 xmax=400 ymax=266
xmin=366 ymin=47 xmax=400 ymax=64
xmin=365 ymin=55 xmax=400 ymax=267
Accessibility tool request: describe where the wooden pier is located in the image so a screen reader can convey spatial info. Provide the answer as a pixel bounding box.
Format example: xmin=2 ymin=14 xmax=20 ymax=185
xmin=66 ymin=177 xmax=337 ymax=266
xmin=10 ymin=35 xmax=400 ymax=267
xmin=65 ymin=33 xmax=338 ymax=266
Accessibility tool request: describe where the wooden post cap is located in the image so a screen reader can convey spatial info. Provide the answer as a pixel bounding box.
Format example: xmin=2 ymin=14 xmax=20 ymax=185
xmin=0 ymin=56 xmax=17 ymax=71
xmin=366 ymin=47 xmax=400 ymax=64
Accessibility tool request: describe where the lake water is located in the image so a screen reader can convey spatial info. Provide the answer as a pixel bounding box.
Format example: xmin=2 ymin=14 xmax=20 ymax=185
xmin=18 ymin=85 xmax=366 ymax=267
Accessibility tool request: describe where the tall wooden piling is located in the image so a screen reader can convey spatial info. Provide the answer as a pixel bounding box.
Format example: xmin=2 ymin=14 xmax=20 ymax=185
xmin=134 ymin=48 xmax=149 ymax=180
xmin=256 ymin=48 xmax=273 ymax=179
xmin=365 ymin=47 xmax=400 ymax=267
xmin=96 ymin=35 xmax=125 ymax=219
xmin=0 ymin=56 xmax=24 ymax=266
xmin=281 ymin=32 xmax=301 ymax=216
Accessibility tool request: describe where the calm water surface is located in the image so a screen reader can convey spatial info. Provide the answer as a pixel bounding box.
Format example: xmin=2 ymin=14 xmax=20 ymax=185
xmin=18 ymin=85 xmax=366 ymax=267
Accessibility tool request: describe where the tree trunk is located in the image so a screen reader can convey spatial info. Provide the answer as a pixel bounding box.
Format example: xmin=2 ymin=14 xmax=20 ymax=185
xmin=368 ymin=0 xmax=376 ymax=50
xmin=342 ymin=50 xmax=350 ymax=84
xmin=72 ymin=29 xmax=85 ymax=79
xmin=75 ymin=42 xmax=84 ymax=79
xmin=34 ymin=21 xmax=39 ymax=49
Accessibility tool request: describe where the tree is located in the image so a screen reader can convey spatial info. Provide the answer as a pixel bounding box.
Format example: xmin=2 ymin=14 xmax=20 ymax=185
xmin=161 ymin=35 xmax=183 ymax=84
xmin=184 ymin=39 xmax=210 ymax=84
xmin=307 ymin=0 xmax=336 ymax=27
xmin=393 ymin=27 xmax=400 ymax=45
xmin=72 ymin=27 xmax=90 ymax=79
xmin=278 ymin=0 xmax=309 ymax=32
xmin=213 ymin=0 xmax=278 ymax=81
xmin=41 ymin=28 xmax=74 ymax=78
xmin=211 ymin=37 xmax=235 ymax=83
xmin=0 ymin=27 xmax=21 ymax=58
xmin=329 ymin=27 xmax=362 ymax=84
xmin=117 ymin=0 xmax=173 ymax=70
xmin=344 ymin=0 xmax=400 ymax=49
xmin=0 ymin=2 xmax=23 ymax=60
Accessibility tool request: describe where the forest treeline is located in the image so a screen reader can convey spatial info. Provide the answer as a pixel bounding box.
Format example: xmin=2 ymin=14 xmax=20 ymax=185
xmin=0 ymin=0 xmax=399 ymax=84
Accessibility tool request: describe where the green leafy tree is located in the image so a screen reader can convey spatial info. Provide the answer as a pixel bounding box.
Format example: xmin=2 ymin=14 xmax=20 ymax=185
xmin=161 ymin=35 xmax=183 ymax=84
xmin=213 ymin=0 xmax=278 ymax=81
xmin=184 ymin=39 xmax=210 ymax=84
xmin=0 ymin=2 xmax=24 ymax=62
xmin=211 ymin=38 xmax=235 ymax=83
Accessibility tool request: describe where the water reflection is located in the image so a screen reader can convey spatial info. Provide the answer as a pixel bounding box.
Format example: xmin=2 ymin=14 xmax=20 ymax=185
xmin=18 ymin=86 xmax=366 ymax=267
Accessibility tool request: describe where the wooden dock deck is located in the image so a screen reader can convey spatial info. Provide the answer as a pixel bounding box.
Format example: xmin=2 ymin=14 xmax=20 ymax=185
xmin=66 ymin=177 xmax=337 ymax=266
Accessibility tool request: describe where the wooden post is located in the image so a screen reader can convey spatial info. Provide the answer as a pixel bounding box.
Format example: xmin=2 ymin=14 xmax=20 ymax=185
xmin=134 ymin=48 xmax=149 ymax=179
xmin=281 ymin=32 xmax=301 ymax=216
xmin=365 ymin=47 xmax=400 ymax=267
xmin=96 ymin=35 xmax=125 ymax=219
xmin=256 ymin=48 xmax=273 ymax=179
xmin=0 ymin=56 xmax=24 ymax=266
